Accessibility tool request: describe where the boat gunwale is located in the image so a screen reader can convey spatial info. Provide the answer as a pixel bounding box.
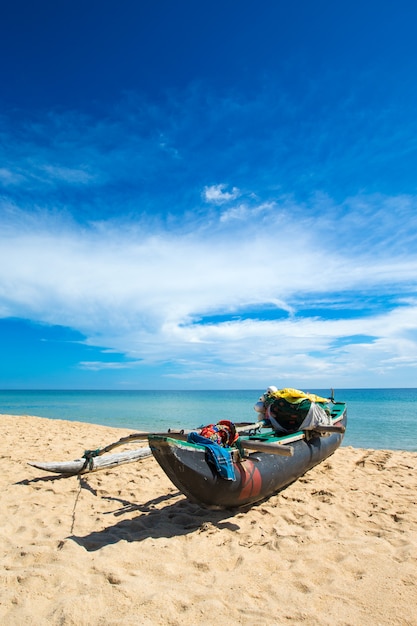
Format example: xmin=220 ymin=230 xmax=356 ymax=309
xmin=149 ymin=402 xmax=347 ymax=452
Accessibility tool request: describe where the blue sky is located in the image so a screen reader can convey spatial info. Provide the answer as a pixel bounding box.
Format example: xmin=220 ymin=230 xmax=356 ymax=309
xmin=1 ymin=0 xmax=417 ymax=389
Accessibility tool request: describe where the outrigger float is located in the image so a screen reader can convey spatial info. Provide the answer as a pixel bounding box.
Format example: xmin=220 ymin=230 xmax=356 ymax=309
xmin=29 ymin=388 xmax=346 ymax=509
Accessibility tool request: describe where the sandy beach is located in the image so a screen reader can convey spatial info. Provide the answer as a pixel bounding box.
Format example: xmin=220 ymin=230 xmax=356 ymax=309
xmin=1 ymin=413 xmax=416 ymax=625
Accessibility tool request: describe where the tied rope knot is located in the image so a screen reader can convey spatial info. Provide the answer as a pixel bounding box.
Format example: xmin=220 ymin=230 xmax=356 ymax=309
xmin=82 ymin=448 xmax=102 ymax=470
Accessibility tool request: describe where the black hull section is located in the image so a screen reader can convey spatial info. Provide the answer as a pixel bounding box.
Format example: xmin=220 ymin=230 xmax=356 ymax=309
xmin=149 ymin=404 xmax=347 ymax=509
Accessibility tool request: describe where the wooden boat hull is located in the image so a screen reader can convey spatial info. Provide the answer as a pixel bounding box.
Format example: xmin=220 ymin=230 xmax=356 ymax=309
xmin=149 ymin=402 xmax=347 ymax=509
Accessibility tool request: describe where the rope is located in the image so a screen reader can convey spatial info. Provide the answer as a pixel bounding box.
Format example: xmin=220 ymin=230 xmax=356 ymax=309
xmin=70 ymin=476 xmax=83 ymax=535
xmin=82 ymin=448 xmax=102 ymax=470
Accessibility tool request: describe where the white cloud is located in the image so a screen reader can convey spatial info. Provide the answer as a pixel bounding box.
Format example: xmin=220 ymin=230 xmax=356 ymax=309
xmin=203 ymin=184 xmax=240 ymax=204
xmin=1 ymin=195 xmax=417 ymax=386
xmin=1 ymin=81 xmax=417 ymax=387
xmin=78 ymin=361 xmax=140 ymax=371
xmin=219 ymin=201 xmax=276 ymax=222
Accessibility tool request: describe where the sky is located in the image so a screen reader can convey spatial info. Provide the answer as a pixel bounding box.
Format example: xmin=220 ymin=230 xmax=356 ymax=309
xmin=1 ymin=0 xmax=417 ymax=389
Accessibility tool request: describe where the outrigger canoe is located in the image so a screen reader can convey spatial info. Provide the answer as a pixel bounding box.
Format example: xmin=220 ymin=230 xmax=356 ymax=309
xmin=149 ymin=401 xmax=347 ymax=509
xmin=29 ymin=390 xmax=346 ymax=510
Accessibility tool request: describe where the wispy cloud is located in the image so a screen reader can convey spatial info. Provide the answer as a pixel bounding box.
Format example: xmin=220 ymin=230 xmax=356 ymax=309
xmin=39 ymin=164 xmax=95 ymax=185
xmin=1 ymin=191 xmax=417 ymax=386
xmin=0 ymin=168 xmax=26 ymax=186
xmin=1 ymin=85 xmax=417 ymax=387
xmin=78 ymin=361 xmax=141 ymax=371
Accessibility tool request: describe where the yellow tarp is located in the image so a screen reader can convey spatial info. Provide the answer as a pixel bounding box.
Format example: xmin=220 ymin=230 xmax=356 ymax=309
xmin=268 ymin=388 xmax=329 ymax=404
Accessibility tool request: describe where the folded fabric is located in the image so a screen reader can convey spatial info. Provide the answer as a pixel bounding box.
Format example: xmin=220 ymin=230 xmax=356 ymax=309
xmin=299 ymin=402 xmax=332 ymax=430
xmin=187 ymin=432 xmax=236 ymax=481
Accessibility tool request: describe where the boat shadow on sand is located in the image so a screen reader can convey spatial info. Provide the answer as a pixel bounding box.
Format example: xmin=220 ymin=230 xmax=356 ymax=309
xmin=69 ymin=493 xmax=242 ymax=551
xmin=18 ymin=473 xmax=242 ymax=551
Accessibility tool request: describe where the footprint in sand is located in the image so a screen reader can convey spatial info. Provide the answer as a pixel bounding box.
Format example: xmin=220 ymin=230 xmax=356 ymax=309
xmin=311 ymin=488 xmax=335 ymax=503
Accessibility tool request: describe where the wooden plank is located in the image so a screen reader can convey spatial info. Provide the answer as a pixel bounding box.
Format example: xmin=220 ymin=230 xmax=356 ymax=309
xmin=241 ymin=440 xmax=294 ymax=457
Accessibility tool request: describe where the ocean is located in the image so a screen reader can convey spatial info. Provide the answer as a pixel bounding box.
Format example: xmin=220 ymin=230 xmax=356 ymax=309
xmin=1 ymin=388 xmax=416 ymax=452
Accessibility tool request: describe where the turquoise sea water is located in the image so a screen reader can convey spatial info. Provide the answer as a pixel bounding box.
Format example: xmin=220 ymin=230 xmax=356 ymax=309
xmin=1 ymin=388 xmax=416 ymax=452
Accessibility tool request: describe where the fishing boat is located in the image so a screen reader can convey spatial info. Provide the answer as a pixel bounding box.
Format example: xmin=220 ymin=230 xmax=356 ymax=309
xmin=29 ymin=387 xmax=346 ymax=510
xmin=149 ymin=398 xmax=347 ymax=509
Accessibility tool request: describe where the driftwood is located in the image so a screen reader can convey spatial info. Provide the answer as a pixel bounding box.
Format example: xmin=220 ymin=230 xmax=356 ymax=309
xmin=28 ymin=446 xmax=152 ymax=475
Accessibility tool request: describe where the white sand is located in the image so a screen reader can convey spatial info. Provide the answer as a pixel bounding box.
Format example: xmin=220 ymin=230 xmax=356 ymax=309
xmin=1 ymin=413 xmax=416 ymax=625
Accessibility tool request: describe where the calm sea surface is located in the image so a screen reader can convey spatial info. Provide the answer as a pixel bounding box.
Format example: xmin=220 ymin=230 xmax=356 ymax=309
xmin=1 ymin=388 xmax=416 ymax=452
